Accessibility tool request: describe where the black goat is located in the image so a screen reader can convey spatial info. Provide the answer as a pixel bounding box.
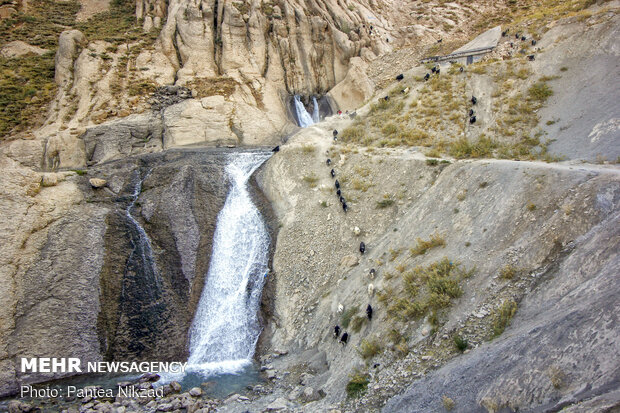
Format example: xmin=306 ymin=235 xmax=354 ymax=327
xmin=396 ymin=74 xmax=404 ymax=81
xmin=471 ymin=96 xmax=477 ymax=105
xmin=330 ymin=169 xmax=335 ymax=178
xmin=334 ymin=325 xmax=340 ymax=338
xmin=470 ymin=116 xmax=477 ymax=124
xmin=360 ymin=242 xmax=366 ymax=254
xmin=366 ymin=304 xmax=373 ymax=320
xmin=272 ymin=146 xmax=280 ymax=152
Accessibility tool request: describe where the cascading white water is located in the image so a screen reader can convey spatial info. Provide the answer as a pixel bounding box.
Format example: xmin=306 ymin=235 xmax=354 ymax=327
xmin=185 ymin=151 xmax=272 ymax=377
xmin=294 ymin=95 xmax=315 ymax=127
xmin=311 ymin=96 xmax=320 ymax=123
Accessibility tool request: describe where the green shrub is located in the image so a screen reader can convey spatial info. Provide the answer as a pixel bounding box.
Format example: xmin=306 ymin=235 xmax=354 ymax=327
xmin=358 ymin=339 xmax=382 ymax=359
xmin=346 ymin=370 xmax=370 ymax=398
xmin=499 ymin=265 xmax=517 ymax=280
xmin=376 ymin=198 xmax=395 ymax=208
xmin=350 ymin=315 xmax=366 ymax=333
xmin=410 ymin=233 xmax=445 ymax=256
xmin=341 ymin=306 xmax=359 ymax=329
xmin=387 ymin=258 xmax=471 ymax=321
xmin=301 ymin=144 xmax=316 ymax=154
xmin=302 ymin=174 xmax=318 ymax=188
xmin=453 ymin=335 xmax=468 ymax=352
xmin=0 ymin=53 xmax=57 ymax=137
xmin=442 ymin=395 xmax=456 ymax=410
xmin=449 ymin=135 xmax=498 ymax=159
xmin=492 ymin=300 xmax=518 ymax=337
xmin=528 ymin=82 xmax=553 ymax=102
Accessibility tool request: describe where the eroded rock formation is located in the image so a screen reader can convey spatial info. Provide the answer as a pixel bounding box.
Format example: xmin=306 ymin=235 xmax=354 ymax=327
xmin=34 ymin=0 xmax=396 ymax=169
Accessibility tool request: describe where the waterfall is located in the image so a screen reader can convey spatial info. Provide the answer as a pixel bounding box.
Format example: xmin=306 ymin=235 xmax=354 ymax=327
xmin=312 ymin=96 xmax=320 ymax=123
xmin=125 ymin=169 xmax=160 ymax=288
xmin=186 ymin=151 xmax=272 ymax=377
xmin=294 ymin=95 xmax=315 ymax=128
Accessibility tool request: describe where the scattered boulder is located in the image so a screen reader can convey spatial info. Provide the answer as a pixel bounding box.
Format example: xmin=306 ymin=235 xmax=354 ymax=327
xmin=8 ymin=400 xmax=33 ymax=413
xmin=189 ymin=387 xmax=202 ymax=397
xmin=340 ymin=254 xmax=359 ymax=267
xmin=89 ymin=178 xmax=107 ymax=188
xmin=170 ymin=381 xmax=182 ymax=393
xmin=266 ymin=397 xmax=289 ymax=411
xmin=301 ymin=386 xmax=322 ymax=402
xmin=299 ymin=372 xmax=314 ymax=386
xmin=224 ymin=393 xmax=240 ymax=403
xmin=0 ymin=40 xmax=47 ymax=58
xmin=149 ymin=85 xmax=193 ymax=112
xmin=41 ymin=173 xmax=58 ymax=187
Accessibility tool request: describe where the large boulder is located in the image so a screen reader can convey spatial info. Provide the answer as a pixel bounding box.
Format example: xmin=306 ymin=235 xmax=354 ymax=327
xmin=163 ymin=98 xmax=238 ymax=148
xmin=82 ymin=113 xmax=163 ymax=165
xmin=0 ymin=41 xmax=47 ymax=58
xmin=327 ymin=57 xmax=375 ymax=112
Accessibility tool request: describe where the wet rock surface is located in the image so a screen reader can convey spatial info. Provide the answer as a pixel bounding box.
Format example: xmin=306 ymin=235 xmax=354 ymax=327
xmin=0 ymin=148 xmax=279 ymax=395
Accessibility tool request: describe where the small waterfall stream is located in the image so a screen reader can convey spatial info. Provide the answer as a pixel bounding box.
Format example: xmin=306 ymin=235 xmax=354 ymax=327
xmin=124 ymin=169 xmax=160 ymax=289
xmin=185 ymin=150 xmax=272 ymax=378
xmin=311 ymin=96 xmax=320 ymax=123
xmin=294 ymin=95 xmax=319 ymax=127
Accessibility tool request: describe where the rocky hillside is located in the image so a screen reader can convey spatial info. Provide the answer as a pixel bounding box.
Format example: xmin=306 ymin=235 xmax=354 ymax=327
xmin=233 ymin=3 xmax=620 ymax=412
xmin=1 ymin=0 xmax=541 ymax=171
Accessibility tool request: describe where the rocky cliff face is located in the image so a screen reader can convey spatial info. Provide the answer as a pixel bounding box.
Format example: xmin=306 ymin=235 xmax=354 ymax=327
xmin=0 ymin=148 xmax=256 ymax=396
xmin=29 ymin=0 xmax=399 ymax=170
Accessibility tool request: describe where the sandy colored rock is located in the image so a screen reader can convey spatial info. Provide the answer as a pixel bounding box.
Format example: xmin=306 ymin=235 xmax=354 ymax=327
xmin=54 ymin=30 xmax=87 ymax=87
xmin=163 ymin=99 xmax=238 ymax=148
xmin=328 ymin=59 xmax=375 ymax=113
xmin=340 ymin=254 xmax=359 ymax=268
xmin=0 ymin=41 xmax=47 ymax=58
xmin=40 ymin=173 xmax=58 ymax=187
xmin=88 ymin=178 xmax=106 ymax=188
